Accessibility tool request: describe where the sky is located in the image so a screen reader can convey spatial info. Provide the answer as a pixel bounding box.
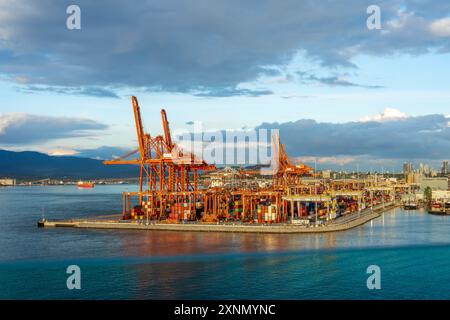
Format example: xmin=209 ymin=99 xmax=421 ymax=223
xmin=0 ymin=0 xmax=449 ymax=171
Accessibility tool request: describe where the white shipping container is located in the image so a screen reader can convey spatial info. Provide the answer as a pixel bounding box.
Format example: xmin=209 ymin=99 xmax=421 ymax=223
xmin=292 ymin=219 xmax=310 ymax=225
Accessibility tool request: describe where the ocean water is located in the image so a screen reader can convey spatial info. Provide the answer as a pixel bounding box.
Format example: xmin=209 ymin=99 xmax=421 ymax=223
xmin=1 ymin=185 xmax=450 ymax=300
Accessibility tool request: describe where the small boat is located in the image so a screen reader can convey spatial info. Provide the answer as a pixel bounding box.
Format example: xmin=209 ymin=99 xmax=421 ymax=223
xmin=403 ymin=203 xmax=418 ymax=210
xmin=403 ymin=193 xmax=418 ymax=210
xmin=77 ymin=181 xmax=95 ymax=189
xmin=445 ymin=202 xmax=450 ymax=215
xmin=37 ymin=219 xmax=46 ymax=227
xmin=429 ymin=201 xmax=446 ymax=215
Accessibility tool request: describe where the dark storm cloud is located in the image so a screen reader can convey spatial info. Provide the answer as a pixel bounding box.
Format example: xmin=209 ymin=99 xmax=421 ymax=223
xmin=297 ymin=72 xmax=383 ymax=89
xmin=21 ymin=86 xmax=120 ymax=98
xmin=0 ymin=113 xmax=108 ymax=145
xmin=257 ymin=114 xmax=450 ymax=161
xmin=1 ymin=0 xmax=450 ymax=95
xmin=193 ymin=87 xmax=273 ymax=98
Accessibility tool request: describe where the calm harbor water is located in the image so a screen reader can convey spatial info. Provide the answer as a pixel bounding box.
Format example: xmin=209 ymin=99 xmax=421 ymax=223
xmin=1 ymin=185 xmax=450 ymax=300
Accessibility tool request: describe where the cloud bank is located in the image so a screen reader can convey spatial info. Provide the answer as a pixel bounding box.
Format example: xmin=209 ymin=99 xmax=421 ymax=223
xmin=167 ymin=109 xmax=449 ymax=169
xmin=257 ymin=111 xmax=450 ymax=163
xmin=5 ymin=109 xmax=445 ymax=170
xmin=0 ymin=113 xmax=108 ymax=145
xmin=1 ymin=0 xmax=450 ymax=96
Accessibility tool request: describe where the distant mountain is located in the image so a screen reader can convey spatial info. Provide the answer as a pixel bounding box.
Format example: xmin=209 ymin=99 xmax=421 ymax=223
xmin=0 ymin=149 xmax=138 ymax=179
xmin=74 ymin=146 xmax=133 ymax=160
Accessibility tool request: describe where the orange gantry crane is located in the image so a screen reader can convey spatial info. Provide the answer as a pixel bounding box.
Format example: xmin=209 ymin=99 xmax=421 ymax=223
xmin=272 ymin=131 xmax=313 ymax=189
xmin=103 ymin=96 xmax=314 ymax=223
xmin=104 ymin=96 xmax=215 ymax=219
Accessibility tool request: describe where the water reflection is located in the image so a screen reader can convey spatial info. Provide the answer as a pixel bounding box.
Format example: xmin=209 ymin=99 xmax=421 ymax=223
xmin=3 ymin=186 xmax=450 ymax=299
xmin=112 ymin=208 xmax=450 ymax=263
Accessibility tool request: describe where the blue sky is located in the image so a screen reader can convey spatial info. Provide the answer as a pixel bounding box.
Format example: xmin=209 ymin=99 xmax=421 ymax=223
xmin=0 ymin=0 xmax=449 ymax=170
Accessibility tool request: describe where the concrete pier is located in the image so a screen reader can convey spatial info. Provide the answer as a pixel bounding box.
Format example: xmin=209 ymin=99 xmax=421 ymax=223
xmin=40 ymin=202 xmax=398 ymax=234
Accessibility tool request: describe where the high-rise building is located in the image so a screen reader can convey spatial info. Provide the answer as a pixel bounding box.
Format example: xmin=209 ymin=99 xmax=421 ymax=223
xmin=419 ymin=163 xmax=424 ymax=175
xmin=442 ymin=161 xmax=449 ymax=175
xmin=424 ymin=164 xmax=430 ymax=176
xmin=403 ymin=162 xmax=413 ymax=175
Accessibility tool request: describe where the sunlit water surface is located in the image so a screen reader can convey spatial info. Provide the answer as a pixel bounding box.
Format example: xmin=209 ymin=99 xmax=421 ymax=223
xmin=1 ymin=185 xmax=449 ymax=299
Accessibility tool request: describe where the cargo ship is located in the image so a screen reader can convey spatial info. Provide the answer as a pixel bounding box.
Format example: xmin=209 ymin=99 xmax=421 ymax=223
xmin=77 ymin=181 xmax=95 ymax=189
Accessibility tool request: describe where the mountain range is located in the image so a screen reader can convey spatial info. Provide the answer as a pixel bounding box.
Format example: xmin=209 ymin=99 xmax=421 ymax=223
xmin=0 ymin=149 xmax=138 ymax=179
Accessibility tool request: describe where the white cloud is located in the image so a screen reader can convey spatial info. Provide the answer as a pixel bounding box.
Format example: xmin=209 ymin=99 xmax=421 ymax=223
xmin=386 ymin=11 xmax=418 ymax=30
xmin=360 ymin=108 xmax=409 ymax=122
xmin=429 ymin=18 xmax=450 ymax=37
xmin=0 ymin=113 xmax=25 ymax=134
xmin=47 ymin=149 xmax=79 ymax=156
xmin=15 ymin=76 xmax=30 ymax=84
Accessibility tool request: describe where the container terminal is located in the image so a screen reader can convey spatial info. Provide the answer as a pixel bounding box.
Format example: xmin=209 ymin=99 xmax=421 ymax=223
xmin=38 ymin=96 xmax=443 ymax=232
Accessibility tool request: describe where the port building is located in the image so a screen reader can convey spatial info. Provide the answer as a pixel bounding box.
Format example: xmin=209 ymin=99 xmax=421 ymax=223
xmin=0 ymin=178 xmax=16 ymax=186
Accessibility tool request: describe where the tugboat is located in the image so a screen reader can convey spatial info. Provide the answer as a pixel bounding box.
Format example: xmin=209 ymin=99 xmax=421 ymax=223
xmin=77 ymin=181 xmax=95 ymax=189
xmin=429 ymin=201 xmax=445 ymax=215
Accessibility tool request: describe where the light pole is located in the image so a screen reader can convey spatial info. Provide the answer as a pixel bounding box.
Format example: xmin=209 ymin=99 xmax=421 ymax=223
xmin=146 ymin=165 xmax=149 ymax=226
xmin=315 ymin=158 xmax=318 ymax=227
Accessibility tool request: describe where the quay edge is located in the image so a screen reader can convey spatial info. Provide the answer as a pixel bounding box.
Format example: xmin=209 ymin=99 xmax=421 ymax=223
xmin=38 ymin=203 xmax=399 ymax=234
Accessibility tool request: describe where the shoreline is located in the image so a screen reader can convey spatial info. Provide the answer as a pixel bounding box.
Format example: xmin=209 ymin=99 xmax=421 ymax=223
xmin=40 ymin=202 xmax=399 ymax=234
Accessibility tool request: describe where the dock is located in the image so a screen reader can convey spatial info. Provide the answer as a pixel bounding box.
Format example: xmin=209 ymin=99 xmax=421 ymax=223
xmin=39 ymin=202 xmax=398 ymax=234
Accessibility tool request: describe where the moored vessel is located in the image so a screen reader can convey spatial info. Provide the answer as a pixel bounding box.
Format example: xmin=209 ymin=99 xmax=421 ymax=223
xmin=428 ymin=201 xmax=448 ymax=215
xmin=403 ymin=203 xmax=418 ymax=210
xmin=77 ymin=181 xmax=95 ymax=189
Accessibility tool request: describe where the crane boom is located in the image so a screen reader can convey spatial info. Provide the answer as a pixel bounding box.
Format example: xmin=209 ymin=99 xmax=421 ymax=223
xmin=132 ymin=96 xmax=146 ymax=160
xmin=161 ymin=109 xmax=173 ymax=152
